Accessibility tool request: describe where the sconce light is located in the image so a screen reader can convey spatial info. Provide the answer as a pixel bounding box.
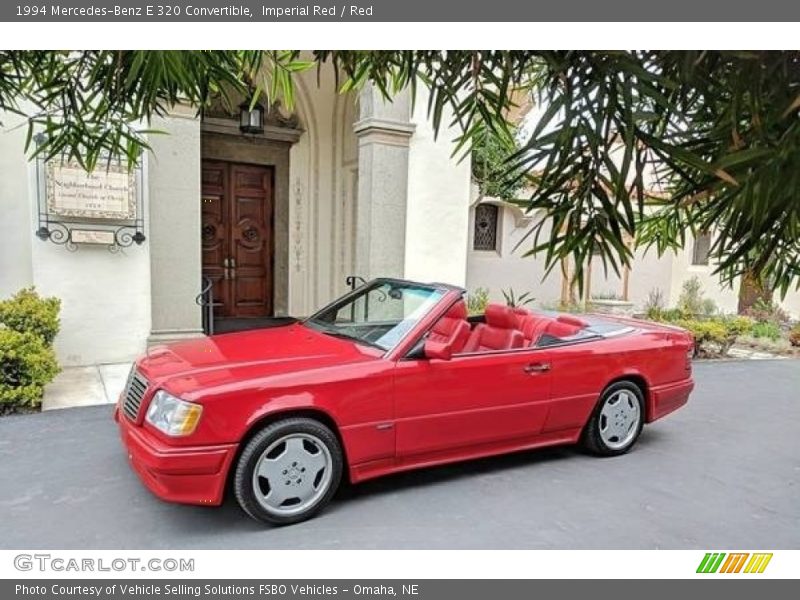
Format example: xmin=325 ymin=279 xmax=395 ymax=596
xmin=239 ymin=100 xmax=264 ymax=134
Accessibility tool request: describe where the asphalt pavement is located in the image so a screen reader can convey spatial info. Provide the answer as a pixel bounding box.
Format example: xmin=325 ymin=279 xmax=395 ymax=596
xmin=0 ymin=360 xmax=797 ymax=549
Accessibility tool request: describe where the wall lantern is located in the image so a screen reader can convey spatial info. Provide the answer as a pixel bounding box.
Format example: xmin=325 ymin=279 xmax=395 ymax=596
xmin=239 ymin=100 xmax=265 ymax=134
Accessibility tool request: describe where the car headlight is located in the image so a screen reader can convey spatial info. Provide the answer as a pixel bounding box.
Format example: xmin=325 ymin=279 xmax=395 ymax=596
xmin=145 ymin=390 xmax=203 ymax=436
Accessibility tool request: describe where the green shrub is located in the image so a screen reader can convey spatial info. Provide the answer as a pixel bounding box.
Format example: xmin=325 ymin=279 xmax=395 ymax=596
xmin=643 ymin=288 xmax=665 ymax=315
xmin=743 ymin=298 xmax=790 ymax=326
xmin=673 ymin=318 xmax=740 ymax=357
xmin=723 ymin=315 xmax=754 ymax=337
xmin=0 ymin=287 xmax=61 ymax=345
xmin=647 ymin=306 xmax=686 ymax=322
xmin=467 ymin=287 xmax=490 ymax=316
xmin=0 ymin=328 xmax=60 ymax=411
xmin=645 ymin=306 xmax=662 ymax=321
xmin=789 ymin=324 xmax=800 ymax=347
xmin=751 ymin=321 xmax=782 ymax=341
xmin=677 ymin=276 xmax=717 ymax=317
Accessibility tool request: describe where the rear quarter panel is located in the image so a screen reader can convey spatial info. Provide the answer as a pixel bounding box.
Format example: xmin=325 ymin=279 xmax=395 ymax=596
xmin=543 ymin=329 xmax=692 ymax=432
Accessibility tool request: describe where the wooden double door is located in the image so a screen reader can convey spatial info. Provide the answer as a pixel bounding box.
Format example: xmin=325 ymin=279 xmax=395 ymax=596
xmin=201 ymin=161 xmax=274 ymax=319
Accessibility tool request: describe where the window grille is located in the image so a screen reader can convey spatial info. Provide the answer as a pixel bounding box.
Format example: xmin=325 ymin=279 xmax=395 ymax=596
xmin=473 ymin=204 xmax=499 ymax=251
xmin=692 ymin=231 xmax=711 ymax=265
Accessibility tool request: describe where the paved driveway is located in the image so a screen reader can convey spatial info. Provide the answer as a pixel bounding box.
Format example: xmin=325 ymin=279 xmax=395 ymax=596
xmin=1 ymin=360 xmax=797 ymax=549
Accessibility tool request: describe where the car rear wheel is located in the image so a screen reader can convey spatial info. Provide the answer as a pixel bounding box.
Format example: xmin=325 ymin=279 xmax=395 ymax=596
xmin=233 ymin=417 xmax=343 ymax=525
xmin=582 ymin=381 xmax=645 ymax=456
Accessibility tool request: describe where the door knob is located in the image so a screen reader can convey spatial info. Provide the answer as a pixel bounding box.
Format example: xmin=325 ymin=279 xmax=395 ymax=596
xmin=523 ymin=362 xmax=551 ymax=374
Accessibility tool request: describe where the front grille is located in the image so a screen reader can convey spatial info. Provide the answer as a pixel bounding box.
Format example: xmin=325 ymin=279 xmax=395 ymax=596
xmin=122 ymin=369 xmax=149 ymax=421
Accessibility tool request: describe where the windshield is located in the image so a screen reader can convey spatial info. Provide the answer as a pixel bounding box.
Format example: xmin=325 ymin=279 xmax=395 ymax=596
xmin=305 ymin=280 xmax=445 ymax=352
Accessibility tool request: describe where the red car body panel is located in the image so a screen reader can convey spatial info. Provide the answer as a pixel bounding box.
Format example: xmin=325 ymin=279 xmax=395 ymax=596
xmin=116 ymin=283 xmax=694 ymax=506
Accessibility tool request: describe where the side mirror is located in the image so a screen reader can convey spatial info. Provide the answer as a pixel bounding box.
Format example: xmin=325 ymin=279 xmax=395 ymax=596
xmin=424 ymin=339 xmax=453 ymax=361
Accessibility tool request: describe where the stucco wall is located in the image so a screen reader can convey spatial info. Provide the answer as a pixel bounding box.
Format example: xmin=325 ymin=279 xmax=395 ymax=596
xmin=29 ymin=215 xmax=151 ymax=366
xmin=0 ymin=112 xmax=34 ymax=298
xmin=466 ymin=202 xmax=562 ymax=306
xmin=465 ymin=198 xmax=800 ymax=318
xmin=667 ymin=233 xmax=738 ymax=314
xmin=1 ymin=110 xmax=151 ymax=366
xmin=147 ymin=111 xmax=202 ymax=341
xmin=624 ymin=246 xmax=674 ymax=309
xmin=405 ymin=89 xmax=472 ymax=287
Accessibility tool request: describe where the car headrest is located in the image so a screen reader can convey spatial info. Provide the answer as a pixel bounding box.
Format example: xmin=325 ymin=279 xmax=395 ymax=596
xmin=485 ymin=303 xmax=518 ymax=329
xmin=444 ymin=300 xmax=468 ymax=320
xmin=545 ymin=320 xmax=582 ymax=338
xmin=510 ymin=306 xmax=531 ymax=327
xmin=556 ymin=314 xmax=589 ymax=328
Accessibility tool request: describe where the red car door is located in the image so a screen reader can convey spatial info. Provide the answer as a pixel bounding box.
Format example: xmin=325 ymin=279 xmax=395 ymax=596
xmin=391 ymin=349 xmax=553 ymax=459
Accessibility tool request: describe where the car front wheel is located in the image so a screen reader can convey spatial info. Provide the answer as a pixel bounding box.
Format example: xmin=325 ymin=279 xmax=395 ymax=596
xmin=233 ymin=417 xmax=343 ymax=525
xmin=582 ymin=381 xmax=645 ymax=456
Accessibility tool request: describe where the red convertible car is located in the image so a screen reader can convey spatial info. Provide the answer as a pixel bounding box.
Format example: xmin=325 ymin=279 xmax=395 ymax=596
xmin=116 ymin=278 xmax=694 ymax=525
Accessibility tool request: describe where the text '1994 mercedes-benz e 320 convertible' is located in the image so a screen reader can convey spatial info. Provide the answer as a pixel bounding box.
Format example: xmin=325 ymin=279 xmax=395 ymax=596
xmin=116 ymin=278 xmax=694 ymax=525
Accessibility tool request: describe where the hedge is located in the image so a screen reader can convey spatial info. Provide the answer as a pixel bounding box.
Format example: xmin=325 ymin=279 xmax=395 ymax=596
xmin=0 ymin=329 xmax=60 ymax=411
xmin=0 ymin=288 xmax=62 ymax=412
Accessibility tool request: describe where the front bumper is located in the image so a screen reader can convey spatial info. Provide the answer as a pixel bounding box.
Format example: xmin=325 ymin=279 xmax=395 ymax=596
xmin=115 ymin=408 xmax=237 ymax=506
xmin=648 ymin=378 xmax=694 ymax=422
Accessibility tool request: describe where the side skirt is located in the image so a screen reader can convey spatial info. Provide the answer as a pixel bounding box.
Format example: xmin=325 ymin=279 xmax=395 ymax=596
xmin=348 ymin=428 xmax=582 ymax=484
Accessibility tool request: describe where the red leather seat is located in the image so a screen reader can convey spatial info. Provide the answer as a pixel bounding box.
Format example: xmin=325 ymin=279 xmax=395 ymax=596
xmin=463 ymin=303 xmax=525 ymax=353
xmin=518 ymin=313 xmax=552 ymax=346
xmin=510 ymin=306 xmax=532 ymax=329
xmin=428 ymin=300 xmax=470 ymax=354
xmin=538 ymin=313 xmax=589 ymax=342
xmin=542 ymin=320 xmax=582 ymax=338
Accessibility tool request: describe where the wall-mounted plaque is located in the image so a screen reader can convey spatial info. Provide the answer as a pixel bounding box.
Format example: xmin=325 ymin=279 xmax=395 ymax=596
xmin=69 ymin=229 xmax=117 ymax=245
xmin=46 ymin=160 xmax=136 ymax=220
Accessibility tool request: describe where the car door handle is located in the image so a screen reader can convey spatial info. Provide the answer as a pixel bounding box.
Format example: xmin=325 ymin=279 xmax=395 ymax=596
xmin=523 ymin=362 xmax=551 ymax=374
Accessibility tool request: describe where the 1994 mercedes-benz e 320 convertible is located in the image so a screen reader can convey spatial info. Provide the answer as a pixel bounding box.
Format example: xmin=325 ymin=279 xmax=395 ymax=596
xmin=116 ymin=278 xmax=694 ymax=525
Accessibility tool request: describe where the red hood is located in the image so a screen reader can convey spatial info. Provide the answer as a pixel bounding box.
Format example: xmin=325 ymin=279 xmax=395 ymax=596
xmin=136 ymin=323 xmax=382 ymax=398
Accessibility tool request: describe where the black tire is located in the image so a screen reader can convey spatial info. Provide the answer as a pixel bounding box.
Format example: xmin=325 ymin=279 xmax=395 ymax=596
xmin=582 ymin=381 xmax=645 ymax=457
xmin=233 ymin=417 xmax=343 ymax=526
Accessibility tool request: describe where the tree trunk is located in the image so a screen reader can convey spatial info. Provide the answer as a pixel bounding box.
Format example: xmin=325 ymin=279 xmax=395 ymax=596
xmin=737 ymin=269 xmax=771 ymax=314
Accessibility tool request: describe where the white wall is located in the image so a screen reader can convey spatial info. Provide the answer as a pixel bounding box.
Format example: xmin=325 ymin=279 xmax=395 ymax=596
xmin=466 ymin=200 xmax=562 ymax=306
xmin=779 ymin=289 xmax=800 ymax=320
xmin=404 ymin=89 xmax=472 ymax=287
xmin=0 ymin=110 xmax=151 ymax=367
xmin=625 ymin=246 xmax=673 ymax=309
xmin=667 ymin=233 xmax=738 ymax=314
xmin=0 ymin=112 xmax=34 ymax=298
xmin=465 ymin=200 xmax=800 ymax=318
xmin=28 ymin=161 xmax=151 ymax=367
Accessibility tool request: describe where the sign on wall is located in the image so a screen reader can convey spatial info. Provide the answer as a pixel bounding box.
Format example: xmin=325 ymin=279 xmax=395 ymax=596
xmin=35 ymin=152 xmax=146 ymax=251
xmin=69 ymin=229 xmax=117 ymax=245
xmin=46 ymin=160 xmax=137 ymax=220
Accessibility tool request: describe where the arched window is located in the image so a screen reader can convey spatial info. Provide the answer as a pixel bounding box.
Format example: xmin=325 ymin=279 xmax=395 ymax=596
xmin=473 ymin=203 xmax=499 ymax=251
